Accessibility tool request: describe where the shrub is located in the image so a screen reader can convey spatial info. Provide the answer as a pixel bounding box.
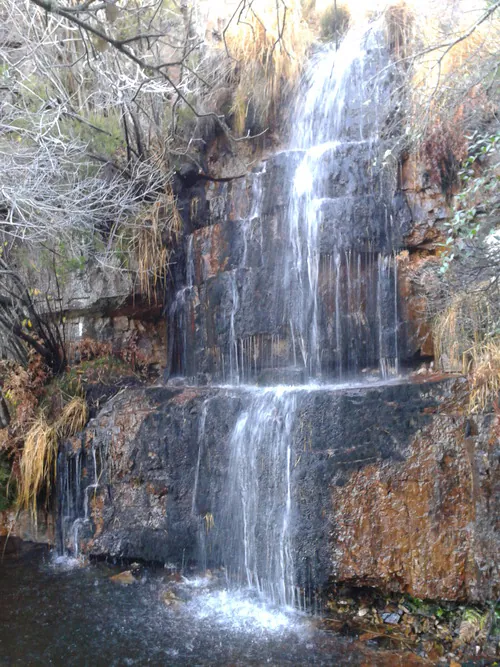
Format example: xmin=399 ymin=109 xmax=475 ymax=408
xmin=319 ymin=4 xmax=350 ymax=43
xmin=223 ymin=0 xmax=312 ymax=135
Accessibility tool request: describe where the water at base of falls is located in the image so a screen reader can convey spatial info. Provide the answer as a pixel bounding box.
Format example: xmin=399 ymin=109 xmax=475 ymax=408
xmin=3 ymin=544 xmax=388 ymax=666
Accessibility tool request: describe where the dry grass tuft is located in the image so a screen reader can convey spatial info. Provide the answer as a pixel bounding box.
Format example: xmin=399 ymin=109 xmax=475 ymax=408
xmin=223 ymin=0 xmax=313 ymax=134
xmin=433 ymin=288 xmax=497 ymax=373
xmin=57 ymin=396 xmax=89 ymax=440
xmin=395 ymin=0 xmax=499 ymax=159
xmin=17 ymin=415 xmax=58 ymax=519
xmin=133 ymin=186 xmax=182 ymax=303
xmin=318 ymin=3 xmax=351 ymax=44
xmin=468 ymin=338 xmax=500 ymax=413
xmin=17 ymin=396 xmax=89 ymax=520
xmin=432 ymin=287 xmax=500 ymax=412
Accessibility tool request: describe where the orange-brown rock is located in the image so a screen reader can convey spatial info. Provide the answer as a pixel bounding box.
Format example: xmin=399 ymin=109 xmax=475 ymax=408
xmin=331 ymin=411 xmax=499 ymax=601
xmin=110 ymin=570 xmax=136 ymax=585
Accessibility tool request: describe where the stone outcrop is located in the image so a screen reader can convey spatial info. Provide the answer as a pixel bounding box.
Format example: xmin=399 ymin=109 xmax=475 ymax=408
xmin=61 ymin=378 xmax=499 ymax=602
xmin=0 ymin=509 xmax=55 ymax=545
xmin=17 ymin=247 xmax=167 ymax=369
xmin=331 ymin=409 xmax=499 ymax=601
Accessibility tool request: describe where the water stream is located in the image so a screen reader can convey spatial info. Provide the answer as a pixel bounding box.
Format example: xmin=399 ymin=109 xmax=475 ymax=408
xmin=0 ymin=544 xmax=373 ymax=666
xmin=217 ymin=389 xmax=296 ymax=607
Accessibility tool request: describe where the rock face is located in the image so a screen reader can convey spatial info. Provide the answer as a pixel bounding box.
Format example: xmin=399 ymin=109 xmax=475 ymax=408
xmin=60 ymin=378 xmax=500 ymax=602
xmin=168 ymin=26 xmax=417 ymax=383
xmin=0 ymin=509 xmax=55 ymax=545
xmin=332 ymin=410 xmax=499 ymax=601
xmin=170 ymin=149 xmax=414 ymax=382
xmin=18 ymin=245 xmax=167 ymax=369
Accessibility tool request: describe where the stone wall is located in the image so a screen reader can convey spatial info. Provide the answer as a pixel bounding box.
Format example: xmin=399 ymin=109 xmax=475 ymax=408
xmin=17 ymin=248 xmax=167 ymax=370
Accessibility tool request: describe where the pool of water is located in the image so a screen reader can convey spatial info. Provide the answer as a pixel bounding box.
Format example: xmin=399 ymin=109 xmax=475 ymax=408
xmin=0 ymin=544 xmax=346 ymax=665
xmin=0 ymin=544 xmax=418 ymax=666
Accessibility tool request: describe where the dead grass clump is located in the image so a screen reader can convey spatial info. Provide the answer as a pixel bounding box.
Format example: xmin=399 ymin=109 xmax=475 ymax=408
xmin=133 ymin=186 xmax=182 ymax=303
xmin=433 ymin=288 xmax=497 ymax=373
xmin=383 ymin=2 xmax=414 ymax=60
xmin=468 ymin=338 xmax=500 ymax=413
xmin=17 ymin=396 xmax=89 ymax=519
xmin=432 ymin=286 xmax=500 ymax=412
xmin=17 ymin=415 xmax=58 ymax=518
xmin=223 ymin=0 xmax=313 ymax=135
xmin=57 ymin=396 xmax=88 ymax=440
xmin=319 ymin=3 xmax=351 ymax=44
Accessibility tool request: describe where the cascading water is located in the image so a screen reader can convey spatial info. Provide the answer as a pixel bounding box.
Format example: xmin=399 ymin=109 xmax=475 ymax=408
xmin=205 ymin=20 xmax=403 ymax=609
xmin=216 ymin=389 xmax=296 ymax=607
xmin=286 ymin=22 xmax=400 ymax=379
xmin=57 ymin=439 xmax=102 ymax=559
xmin=170 ymin=18 xmax=403 ymax=384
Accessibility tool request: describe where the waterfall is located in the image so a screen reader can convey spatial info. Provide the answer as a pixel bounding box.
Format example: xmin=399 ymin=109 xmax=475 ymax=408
xmin=57 ymin=20 xmax=404 ymax=612
xmin=57 ymin=440 xmax=101 ymax=559
xmin=209 ymin=20 xmax=403 ymax=607
xmin=172 ymin=18 xmax=402 ymax=384
xmin=285 ymin=22 xmax=400 ymax=379
xmin=215 ymin=389 xmax=296 ymax=607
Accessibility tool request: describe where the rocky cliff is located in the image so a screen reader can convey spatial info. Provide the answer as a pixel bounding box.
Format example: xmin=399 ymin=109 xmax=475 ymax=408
xmin=60 ymin=378 xmax=499 ymax=603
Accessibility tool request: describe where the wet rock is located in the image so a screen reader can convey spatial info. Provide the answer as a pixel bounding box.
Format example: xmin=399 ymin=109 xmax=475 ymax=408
xmin=330 ymin=402 xmax=500 ymax=602
xmin=110 ymin=570 xmax=136 ymax=585
xmin=161 ymin=590 xmax=182 ymax=607
xmin=61 ymin=377 xmax=499 ymax=604
xmin=0 ymin=509 xmax=55 ymax=545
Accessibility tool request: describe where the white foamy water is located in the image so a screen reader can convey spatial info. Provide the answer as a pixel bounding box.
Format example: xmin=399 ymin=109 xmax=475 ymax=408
xmin=181 ymin=575 xmax=213 ymax=589
xmin=190 ymin=589 xmax=302 ymax=634
xmin=49 ymin=554 xmax=86 ymax=571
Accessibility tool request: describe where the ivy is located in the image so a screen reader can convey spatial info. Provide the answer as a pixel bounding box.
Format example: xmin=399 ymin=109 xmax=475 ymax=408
xmin=441 ymin=130 xmax=500 ymax=273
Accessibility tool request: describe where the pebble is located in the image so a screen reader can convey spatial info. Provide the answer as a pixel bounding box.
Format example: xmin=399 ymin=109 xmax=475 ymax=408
xmin=110 ymin=570 xmax=136 ymax=585
xmin=381 ymin=611 xmax=402 ymax=625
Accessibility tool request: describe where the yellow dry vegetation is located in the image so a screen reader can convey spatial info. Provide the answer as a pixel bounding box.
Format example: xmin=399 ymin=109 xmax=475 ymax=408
xmin=222 ymin=0 xmax=313 ymax=134
xmin=18 ymin=397 xmax=89 ymax=520
xmin=432 ymin=288 xmax=500 ymax=412
xmin=134 ymin=185 xmax=182 ymax=303
xmin=468 ymin=338 xmax=500 ymax=413
xmin=214 ymin=0 xmax=498 ymax=137
xmin=379 ymin=0 xmax=500 ymax=136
